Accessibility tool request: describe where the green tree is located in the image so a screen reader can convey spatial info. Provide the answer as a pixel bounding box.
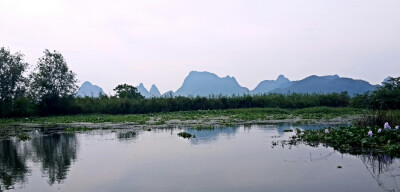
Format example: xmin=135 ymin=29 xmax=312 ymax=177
xmin=0 ymin=47 xmax=28 ymax=116
xmin=113 ymin=84 xmax=144 ymax=99
xmin=30 ymin=50 xmax=78 ymax=101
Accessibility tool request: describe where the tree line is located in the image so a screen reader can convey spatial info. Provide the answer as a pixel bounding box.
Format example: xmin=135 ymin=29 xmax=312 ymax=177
xmin=0 ymin=47 xmax=398 ymax=117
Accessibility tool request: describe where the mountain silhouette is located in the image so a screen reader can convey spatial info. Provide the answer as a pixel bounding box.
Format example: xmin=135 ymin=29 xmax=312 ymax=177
xmin=75 ymin=81 xmax=105 ymax=97
xmin=174 ymin=71 xmax=249 ymax=97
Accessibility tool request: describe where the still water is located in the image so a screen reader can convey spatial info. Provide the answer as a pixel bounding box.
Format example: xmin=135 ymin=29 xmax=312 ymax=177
xmin=1 ymin=124 xmax=399 ymax=192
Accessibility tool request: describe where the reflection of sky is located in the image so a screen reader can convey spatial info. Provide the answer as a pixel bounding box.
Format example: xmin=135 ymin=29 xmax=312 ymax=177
xmin=1 ymin=125 xmax=400 ymax=192
xmin=185 ymin=127 xmax=239 ymax=145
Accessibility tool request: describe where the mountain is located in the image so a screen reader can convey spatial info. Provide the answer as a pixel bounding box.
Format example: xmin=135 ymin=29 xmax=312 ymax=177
xmin=252 ymin=75 xmax=291 ymax=95
xmin=149 ymin=84 xmax=161 ymax=97
xmin=270 ymin=75 xmax=377 ymax=96
xmin=162 ymin=90 xmax=174 ymax=98
xmin=76 ymin=81 xmax=105 ymax=97
xmin=137 ymin=83 xmax=162 ymax=98
xmin=383 ymin=76 xmax=392 ymax=84
xmin=174 ymin=71 xmax=249 ymax=97
xmin=137 ymin=83 xmax=150 ymax=98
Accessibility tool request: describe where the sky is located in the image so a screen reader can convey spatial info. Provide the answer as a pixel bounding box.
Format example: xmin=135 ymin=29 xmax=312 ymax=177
xmin=1 ymin=0 xmax=399 ymax=94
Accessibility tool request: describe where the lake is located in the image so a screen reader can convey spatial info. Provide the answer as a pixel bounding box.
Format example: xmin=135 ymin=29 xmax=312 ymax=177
xmin=1 ymin=124 xmax=399 ymax=192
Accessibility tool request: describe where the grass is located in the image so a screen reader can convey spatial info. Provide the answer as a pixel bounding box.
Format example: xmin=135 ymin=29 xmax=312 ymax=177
xmin=0 ymin=107 xmax=367 ymax=125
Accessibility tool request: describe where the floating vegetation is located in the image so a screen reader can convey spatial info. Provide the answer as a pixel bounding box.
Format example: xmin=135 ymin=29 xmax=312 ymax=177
xmin=146 ymin=128 xmax=152 ymax=132
xmin=283 ymin=129 xmax=293 ymax=132
xmin=287 ymin=122 xmax=400 ymax=157
xmin=178 ymin=132 xmax=193 ymax=139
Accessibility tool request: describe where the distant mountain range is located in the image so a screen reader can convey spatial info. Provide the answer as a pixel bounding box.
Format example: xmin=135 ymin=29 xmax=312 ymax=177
xmin=76 ymin=81 xmax=105 ymax=97
xmin=137 ymin=83 xmax=161 ymax=98
xmin=76 ymin=71 xmax=382 ymax=98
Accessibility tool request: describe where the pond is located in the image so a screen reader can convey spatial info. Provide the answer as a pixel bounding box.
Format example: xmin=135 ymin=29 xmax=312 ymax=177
xmin=1 ymin=124 xmax=399 ymax=192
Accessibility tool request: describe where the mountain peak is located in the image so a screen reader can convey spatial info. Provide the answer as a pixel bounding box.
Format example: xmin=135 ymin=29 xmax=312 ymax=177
xmin=175 ymin=71 xmax=249 ymax=96
xmin=149 ymin=84 xmax=161 ymax=97
xmin=276 ymin=75 xmax=289 ymax=82
xmin=76 ymin=81 xmax=105 ymax=97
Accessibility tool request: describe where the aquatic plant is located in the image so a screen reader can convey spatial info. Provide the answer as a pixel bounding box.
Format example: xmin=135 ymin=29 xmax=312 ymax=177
xmin=177 ymin=132 xmax=192 ymax=139
xmin=396 ymin=125 xmax=399 ymax=130
xmin=292 ymin=125 xmax=400 ymax=156
xmin=384 ymin=122 xmax=391 ymax=130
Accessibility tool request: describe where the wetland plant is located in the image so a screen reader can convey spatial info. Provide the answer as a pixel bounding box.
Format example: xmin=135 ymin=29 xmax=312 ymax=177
xmin=178 ymin=132 xmax=193 ymax=139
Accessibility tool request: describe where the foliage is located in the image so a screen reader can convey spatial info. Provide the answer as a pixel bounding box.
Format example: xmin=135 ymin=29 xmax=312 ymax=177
xmin=113 ymin=84 xmax=144 ymax=99
xmin=30 ymin=49 xmax=77 ymax=101
xmin=351 ymin=76 xmax=400 ymax=110
xmin=0 ymin=47 xmax=29 ymax=116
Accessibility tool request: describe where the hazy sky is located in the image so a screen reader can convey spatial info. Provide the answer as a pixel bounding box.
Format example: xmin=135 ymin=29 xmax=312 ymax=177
xmin=1 ymin=0 xmax=399 ymax=94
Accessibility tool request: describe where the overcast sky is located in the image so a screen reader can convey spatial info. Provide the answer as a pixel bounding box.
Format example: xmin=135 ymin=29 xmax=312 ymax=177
xmin=1 ymin=0 xmax=399 ymax=94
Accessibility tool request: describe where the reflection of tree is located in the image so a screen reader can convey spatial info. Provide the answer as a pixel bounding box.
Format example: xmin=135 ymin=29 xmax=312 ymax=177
xmin=31 ymin=134 xmax=78 ymax=185
xmin=0 ymin=140 xmax=29 ymax=190
xmin=117 ymin=131 xmax=137 ymax=142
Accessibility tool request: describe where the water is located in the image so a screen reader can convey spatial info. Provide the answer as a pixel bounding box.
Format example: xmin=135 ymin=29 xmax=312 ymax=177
xmin=1 ymin=124 xmax=399 ymax=192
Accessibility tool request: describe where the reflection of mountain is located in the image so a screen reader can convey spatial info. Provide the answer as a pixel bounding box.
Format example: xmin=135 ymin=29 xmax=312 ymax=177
xmin=185 ymin=127 xmax=239 ymax=145
xmin=31 ymin=134 xmax=78 ymax=185
xmin=0 ymin=140 xmax=30 ymax=190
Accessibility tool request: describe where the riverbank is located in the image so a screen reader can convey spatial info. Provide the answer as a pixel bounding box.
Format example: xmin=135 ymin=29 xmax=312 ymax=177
xmin=0 ymin=107 xmax=363 ymax=130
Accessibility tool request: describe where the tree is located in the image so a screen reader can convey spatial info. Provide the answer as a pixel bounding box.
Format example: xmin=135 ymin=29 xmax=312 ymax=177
xmin=0 ymin=47 xmax=28 ymax=101
xmin=113 ymin=84 xmax=144 ymax=99
xmin=0 ymin=47 xmax=28 ymax=116
xmin=30 ymin=50 xmax=78 ymax=101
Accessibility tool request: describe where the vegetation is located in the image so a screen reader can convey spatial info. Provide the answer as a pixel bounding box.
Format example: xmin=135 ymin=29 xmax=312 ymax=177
xmin=177 ymin=132 xmax=193 ymax=139
xmin=0 ymin=107 xmax=365 ymax=125
xmin=0 ymin=47 xmax=29 ymax=117
xmin=351 ymin=77 xmax=400 ymax=110
xmin=291 ymin=123 xmax=400 ymax=157
xmin=113 ymin=84 xmax=144 ymax=99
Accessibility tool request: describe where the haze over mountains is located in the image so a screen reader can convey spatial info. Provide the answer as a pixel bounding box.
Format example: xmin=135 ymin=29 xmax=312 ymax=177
xmin=77 ymin=71 xmax=380 ymax=98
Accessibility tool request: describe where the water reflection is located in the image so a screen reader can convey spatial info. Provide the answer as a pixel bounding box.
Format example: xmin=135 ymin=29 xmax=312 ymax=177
xmin=185 ymin=127 xmax=239 ymax=145
xmin=0 ymin=125 xmax=399 ymax=192
xmin=360 ymin=154 xmax=400 ymax=192
xmin=0 ymin=133 xmax=78 ymax=190
xmin=116 ymin=131 xmax=137 ymax=142
xmin=0 ymin=140 xmax=30 ymax=190
xmin=31 ymin=134 xmax=78 ymax=185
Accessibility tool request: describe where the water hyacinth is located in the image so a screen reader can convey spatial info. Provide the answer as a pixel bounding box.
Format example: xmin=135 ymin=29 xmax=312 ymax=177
xmin=368 ymin=131 xmax=373 ymax=137
xmin=324 ymin=129 xmax=329 ymax=134
xmin=378 ymin=128 xmax=382 ymax=133
xmin=396 ymin=125 xmax=399 ymax=130
xmin=384 ymin=122 xmax=391 ymax=130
